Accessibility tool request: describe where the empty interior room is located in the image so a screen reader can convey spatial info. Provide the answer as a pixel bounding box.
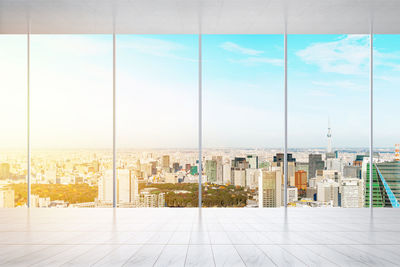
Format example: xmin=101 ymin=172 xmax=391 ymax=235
xmin=0 ymin=0 xmax=399 ymax=266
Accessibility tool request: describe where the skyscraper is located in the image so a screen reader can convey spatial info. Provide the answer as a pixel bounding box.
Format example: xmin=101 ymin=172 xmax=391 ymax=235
xmin=247 ymin=155 xmax=259 ymax=169
xmin=261 ymin=170 xmax=282 ymax=208
xmin=0 ymin=163 xmax=10 ymax=179
xmin=309 ymin=154 xmax=324 ymax=179
xmin=365 ymin=161 xmax=400 ymax=208
xmin=205 ymin=160 xmax=217 ymax=183
xmin=295 ymin=170 xmax=307 ymax=191
xmin=162 ymin=155 xmax=170 ymax=172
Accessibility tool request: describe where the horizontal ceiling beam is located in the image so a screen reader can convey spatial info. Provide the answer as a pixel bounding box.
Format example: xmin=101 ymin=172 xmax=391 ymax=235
xmin=0 ymin=0 xmax=398 ymax=34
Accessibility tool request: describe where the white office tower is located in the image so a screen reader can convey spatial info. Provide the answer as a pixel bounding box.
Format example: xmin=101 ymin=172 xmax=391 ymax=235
xmin=246 ymin=168 xmax=260 ymax=189
xmin=317 ymin=179 xmax=339 ymax=207
xmin=222 ymin=164 xmax=232 ymax=184
xmin=341 ymin=178 xmax=364 ymax=208
xmin=327 ymin=118 xmax=332 ymax=153
xmin=0 ymin=186 xmax=14 ymax=208
xmin=98 ymin=170 xmax=113 ymax=204
xmin=287 ymin=186 xmax=298 ymax=204
xmin=118 ymin=169 xmax=130 ymax=204
xmin=117 ymin=169 xmax=138 ymax=205
xmin=233 ymin=169 xmax=246 ymax=187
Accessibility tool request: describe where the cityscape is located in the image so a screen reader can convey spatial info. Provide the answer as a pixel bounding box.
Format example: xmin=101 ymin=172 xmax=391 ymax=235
xmin=1 ymin=126 xmax=399 ymax=208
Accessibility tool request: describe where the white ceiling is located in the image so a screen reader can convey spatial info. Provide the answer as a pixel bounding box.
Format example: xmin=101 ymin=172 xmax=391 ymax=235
xmin=0 ymin=0 xmax=399 ymax=34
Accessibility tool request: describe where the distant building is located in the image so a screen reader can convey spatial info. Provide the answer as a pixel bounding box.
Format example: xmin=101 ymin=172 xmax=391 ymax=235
xmin=295 ymin=170 xmax=307 ymax=191
xmin=287 ymin=186 xmax=298 ymax=203
xmin=172 ymin=162 xmax=180 ymax=173
xmin=232 ymin=157 xmax=249 ymax=169
xmin=222 ymin=164 xmax=232 ymax=184
xmin=273 ymin=153 xmax=296 ymax=166
xmin=190 ymin=166 xmax=198 ymax=175
xmin=162 ymin=155 xmax=170 ymax=172
xmin=341 ymin=178 xmax=363 ymax=208
xmin=233 ymin=169 xmax=246 ymax=187
xmin=205 ymin=160 xmax=217 ymax=183
xmin=245 ymin=168 xmax=260 ymax=189
xmin=31 ymin=194 xmax=50 ymax=208
xmin=0 ymin=186 xmax=14 ymax=208
xmin=0 ymin=163 xmax=10 ymax=179
xmin=309 ymin=154 xmax=325 ymax=179
xmin=343 ymin=166 xmax=361 ymax=178
xmin=247 ymin=155 xmax=259 ymax=169
xmin=261 ymin=170 xmax=282 ymax=208
xmin=317 ymin=179 xmax=339 ymax=207
xmin=212 ymin=156 xmax=223 ymax=184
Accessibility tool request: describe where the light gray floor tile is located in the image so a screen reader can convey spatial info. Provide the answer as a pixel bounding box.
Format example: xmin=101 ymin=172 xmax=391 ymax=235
xmin=123 ymin=244 xmax=164 ymax=266
xmin=212 ymin=245 xmax=246 ymax=267
xmin=234 ymin=245 xmax=275 ymax=267
xmin=185 ymin=245 xmax=215 ymax=267
xmin=92 ymin=245 xmax=142 ymax=266
xmin=154 ymin=245 xmax=187 ymax=267
xmin=280 ymin=245 xmax=337 ymax=267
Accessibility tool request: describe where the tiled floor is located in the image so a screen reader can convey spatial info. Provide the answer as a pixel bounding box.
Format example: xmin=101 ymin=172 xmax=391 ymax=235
xmin=0 ymin=208 xmax=399 ymax=266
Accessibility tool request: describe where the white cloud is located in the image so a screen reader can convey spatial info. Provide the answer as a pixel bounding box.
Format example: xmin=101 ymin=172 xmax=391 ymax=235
xmin=296 ymin=35 xmax=370 ymax=75
xmin=220 ymin=41 xmax=264 ymax=56
xmin=118 ymin=37 xmax=195 ymax=62
xmin=229 ymin=57 xmax=283 ymax=66
xmin=311 ymin=80 xmax=367 ymax=92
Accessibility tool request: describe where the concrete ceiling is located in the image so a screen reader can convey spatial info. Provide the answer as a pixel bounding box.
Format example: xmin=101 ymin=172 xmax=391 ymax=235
xmin=0 ymin=0 xmax=398 ymax=34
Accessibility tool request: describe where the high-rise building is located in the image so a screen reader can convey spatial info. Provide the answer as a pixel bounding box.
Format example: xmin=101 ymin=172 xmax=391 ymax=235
xmin=295 ymin=170 xmax=307 ymax=191
xmin=205 ymin=160 xmax=217 ymax=183
xmin=273 ymin=153 xmax=296 ymax=166
xmin=233 ymin=169 xmax=246 ymax=187
xmin=309 ymin=154 xmax=324 ymax=179
xmin=343 ymin=166 xmax=361 ymax=178
xmin=232 ymin=157 xmax=248 ymax=169
xmin=222 ymin=163 xmax=232 ymax=184
xmin=287 ymin=186 xmax=298 ymax=204
xmin=99 ymin=169 xmax=138 ymax=205
xmin=212 ymin=156 xmax=223 ymax=184
xmin=317 ymin=179 xmax=339 ymax=207
xmin=98 ymin=170 xmax=113 ymax=203
xmin=341 ymin=178 xmax=363 ymax=208
xmin=0 ymin=186 xmax=14 ymax=208
xmin=245 ymin=168 xmax=260 ymax=189
xmin=261 ymin=170 xmax=282 ymax=208
xmin=172 ymin=162 xmax=180 ymax=173
xmin=0 ymin=163 xmax=10 ymax=180
xmin=190 ymin=166 xmax=198 ymax=175
xmin=162 ymin=155 xmax=170 ymax=171
xmin=365 ymin=161 xmax=400 ymax=207
xmin=247 ymin=155 xmax=259 ymax=169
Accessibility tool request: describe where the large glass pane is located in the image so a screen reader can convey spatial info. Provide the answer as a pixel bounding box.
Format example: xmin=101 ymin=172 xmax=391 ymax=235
xmin=31 ymin=35 xmax=113 ymax=208
xmin=374 ymin=35 xmax=400 ymax=207
xmin=288 ymin=34 xmax=369 ymax=208
xmin=116 ymin=35 xmax=198 ymax=207
xmin=0 ymin=35 xmax=27 ymax=207
xmin=203 ymin=35 xmax=284 ymax=207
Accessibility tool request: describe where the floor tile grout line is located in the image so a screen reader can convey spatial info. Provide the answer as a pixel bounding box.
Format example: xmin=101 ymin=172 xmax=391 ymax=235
xmin=219 ymin=215 xmax=248 ymax=267
xmin=152 ymin=218 xmax=179 ymax=267
xmin=327 ymin=244 xmax=399 ymax=266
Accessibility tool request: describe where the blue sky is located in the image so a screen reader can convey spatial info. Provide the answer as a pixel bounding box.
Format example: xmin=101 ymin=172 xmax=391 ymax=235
xmin=0 ymin=34 xmax=399 ymax=149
